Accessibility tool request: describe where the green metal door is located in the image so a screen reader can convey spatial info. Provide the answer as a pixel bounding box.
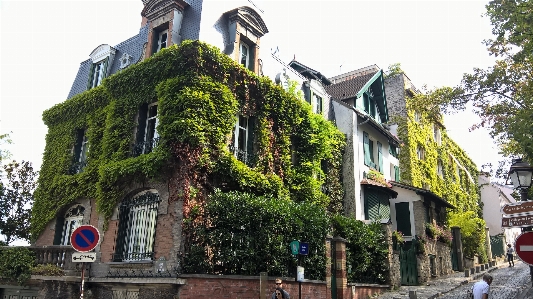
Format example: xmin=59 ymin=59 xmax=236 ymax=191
xmin=399 ymin=242 xmax=418 ymax=285
xmin=451 ymin=238 xmax=459 ymax=271
xmin=490 ymin=234 xmax=505 ymax=258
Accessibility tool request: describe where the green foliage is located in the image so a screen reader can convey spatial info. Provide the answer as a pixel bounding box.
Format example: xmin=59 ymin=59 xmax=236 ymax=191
xmin=449 ymin=211 xmax=488 ymax=262
xmin=31 ymin=40 xmax=345 ymax=242
xmin=31 ymin=264 xmax=64 ymax=276
xmin=0 ymin=132 xmax=12 ymax=175
xmin=396 ymin=102 xmax=480 ymax=215
xmin=384 ymin=63 xmax=404 ymax=78
xmin=331 ymin=215 xmax=389 ymax=284
xmin=0 ymin=161 xmax=37 ymax=244
xmin=0 ymin=247 xmax=35 ymax=285
xmin=182 ymin=189 xmax=329 ymax=280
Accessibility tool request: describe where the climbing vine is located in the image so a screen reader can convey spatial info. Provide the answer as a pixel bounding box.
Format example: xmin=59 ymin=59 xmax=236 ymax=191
xmin=31 ymin=40 xmax=345 ymax=239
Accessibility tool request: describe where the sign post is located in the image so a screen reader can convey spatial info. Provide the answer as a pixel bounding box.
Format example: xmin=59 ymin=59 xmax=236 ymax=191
xmin=70 ymin=225 xmax=100 ymax=299
xmin=515 ymin=232 xmax=533 ymax=266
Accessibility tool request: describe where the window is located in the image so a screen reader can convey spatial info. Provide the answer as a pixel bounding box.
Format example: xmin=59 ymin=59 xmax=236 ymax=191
xmin=363 ymin=131 xmax=376 ymax=169
xmin=313 ymin=94 xmax=323 ymax=114
xmin=71 ymin=129 xmax=89 ymax=174
xmin=437 ymin=160 xmax=444 ymax=178
xmin=156 ymin=30 xmax=168 ymax=53
xmin=115 ymin=190 xmax=160 ymax=262
xmin=433 ymin=124 xmax=441 ymax=145
xmin=54 ymin=205 xmax=85 ymax=246
xmin=231 ymin=114 xmax=255 ymax=165
xmin=89 ymin=60 xmax=106 ymax=88
xmin=363 ymin=88 xmax=377 ymax=118
xmin=414 ymin=111 xmax=421 ymax=123
xmin=240 ymin=42 xmax=249 ymax=69
xmin=416 ymin=145 xmax=425 ymax=160
xmin=395 ymin=202 xmax=411 ymax=236
xmin=133 ymin=103 xmax=159 ymax=156
xmin=389 ymin=143 xmax=399 ymax=158
xmin=391 ymin=165 xmax=400 ymax=182
xmin=377 ymin=141 xmax=383 ymax=173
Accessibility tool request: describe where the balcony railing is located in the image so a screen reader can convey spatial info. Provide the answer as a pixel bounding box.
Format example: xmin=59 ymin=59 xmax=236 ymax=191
xmin=132 ymin=137 xmax=160 ymax=157
xmin=69 ymin=160 xmax=88 ymax=175
xmin=228 ymin=144 xmax=256 ymax=167
xmin=31 ymin=246 xmax=76 ymax=271
xmin=113 ymin=251 xmax=154 ymax=262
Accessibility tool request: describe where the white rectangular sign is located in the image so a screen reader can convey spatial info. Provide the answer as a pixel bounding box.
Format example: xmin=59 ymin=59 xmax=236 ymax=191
xmin=72 ymin=252 xmax=96 ymax=263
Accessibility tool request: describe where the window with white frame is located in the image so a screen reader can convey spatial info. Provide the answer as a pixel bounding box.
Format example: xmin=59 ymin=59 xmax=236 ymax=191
xmin=59 ymin=205 xmax=85 ymax=245
xmin=433 ymin=124 xmax=441 ymax=145
xmin=89 ymin=60 xmax=106 ymax=88
xmin=437 ymin=160 xmax=444 ymax=178
xmin=115 ymin=190 xmax=160 ymax=262
xmin=133 ymin=103 xmax=159 ymax=156
xmin=414 ymin=111 xmax=421 ymax=123
xmin=417 ymin=145 xmax=425 ymax=160
xmin=231 ymin=115 xmax=249 ymax=163
xmin=156 ymin=30 xmax=168 ymax=53
xmin=240 ymin=42 xmax=250 ymax=69
xmin=71 ymin=129 xmax=89 ymax=174
xmin=313 ymin=94 xmax=323 ymax=114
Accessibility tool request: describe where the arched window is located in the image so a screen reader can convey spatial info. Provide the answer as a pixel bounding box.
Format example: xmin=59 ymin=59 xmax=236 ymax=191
xmin=60 ymin=205 xmax=85 ymax=245
xmin=114 ymin=190 xmax=161 ymax=262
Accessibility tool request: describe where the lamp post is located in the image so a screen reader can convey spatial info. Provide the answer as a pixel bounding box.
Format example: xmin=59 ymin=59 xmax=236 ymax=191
xmin=508 ymin=158 xmax=533 ymax=201
xmin=508 ymin=158 xmax=533 ymax=285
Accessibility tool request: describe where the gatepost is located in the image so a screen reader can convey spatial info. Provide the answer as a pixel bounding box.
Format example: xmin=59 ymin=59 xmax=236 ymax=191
xmin=332 ymin=236 xmax=347 ymax=299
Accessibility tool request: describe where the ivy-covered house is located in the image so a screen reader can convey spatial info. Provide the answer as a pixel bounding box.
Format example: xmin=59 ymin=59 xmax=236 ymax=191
xmin=384 ymin=72 xmax=482 ymax=283
xmin=14 ymin=1 xmax=346 ymax=298
xmin=325 ymin=65 xmax=401 ymax=221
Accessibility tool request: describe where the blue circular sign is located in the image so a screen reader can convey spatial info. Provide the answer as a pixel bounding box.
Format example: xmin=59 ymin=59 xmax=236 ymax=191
xmin=70 ymin=225 xmax=100 ymax=252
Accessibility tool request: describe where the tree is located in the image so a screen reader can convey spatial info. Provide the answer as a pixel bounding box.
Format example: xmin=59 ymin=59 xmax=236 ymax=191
xmin=408 ymin=1 xmax=533 ymax=176
xmin=0 ymin=161 xmax=37 ymax=244
xmin=0 ymin=132 xmax=12 ymax=176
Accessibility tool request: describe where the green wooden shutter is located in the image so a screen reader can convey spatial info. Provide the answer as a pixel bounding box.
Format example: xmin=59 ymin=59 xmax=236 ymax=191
xmin=363 ymin=131 xmax=370 ymax=166
xmin=363 ymin=93 xmax=370 ymax=113
xmin=395 ymin=165 xmax=400 ymax=181
xmin=365 ymin=189 xmax=380 ymax=220
xmin=395 ymin=202 xmax=411 ymax=236
xmin=377 ymin=141 xmax=383 ymax=173
xmin=379 ymin=193 xmax=391 ymax=220
xmin=87 ymin=63 xmax=96 ymax=90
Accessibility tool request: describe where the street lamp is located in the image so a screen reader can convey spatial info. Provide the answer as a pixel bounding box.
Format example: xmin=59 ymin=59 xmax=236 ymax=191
xmin=508 ymin=158 xmax=533 ymax=201
xmin=508 ymin=158 xmax=533 ymax=285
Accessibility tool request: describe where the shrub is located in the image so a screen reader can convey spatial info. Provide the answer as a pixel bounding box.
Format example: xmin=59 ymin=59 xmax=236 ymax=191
xmin=0 ymin=247 xmax=35 ymax=285
xmin=31 ymin=264 xmax=64 ymax=276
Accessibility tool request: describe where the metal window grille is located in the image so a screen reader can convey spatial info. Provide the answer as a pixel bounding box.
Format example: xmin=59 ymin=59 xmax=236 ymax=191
xmin=114 ymin=191 xmax=160 ymax=262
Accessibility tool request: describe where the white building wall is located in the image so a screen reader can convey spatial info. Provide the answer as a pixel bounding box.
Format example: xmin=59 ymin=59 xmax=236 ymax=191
xmin=389 ymin=187 xmax=421 ymax=238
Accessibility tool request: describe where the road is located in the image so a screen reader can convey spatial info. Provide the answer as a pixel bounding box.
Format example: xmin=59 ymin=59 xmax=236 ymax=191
xmin=438 ymin=261 xmax=531 ymax=299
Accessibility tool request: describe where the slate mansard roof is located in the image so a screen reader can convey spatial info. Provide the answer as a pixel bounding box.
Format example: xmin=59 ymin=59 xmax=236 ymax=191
xmin=67 ymin=24 xmax=150 ymax=99
xmin=324 ymin=71 xmax=377 ymax=101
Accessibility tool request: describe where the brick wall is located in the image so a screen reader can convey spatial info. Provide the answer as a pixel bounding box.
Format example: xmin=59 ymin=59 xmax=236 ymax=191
xmin=177 ymin=275 xmax=327 ymax=299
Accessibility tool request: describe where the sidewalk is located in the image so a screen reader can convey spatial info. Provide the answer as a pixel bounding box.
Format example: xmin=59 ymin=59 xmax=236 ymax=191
xmin=376 ymin=261 xmax=510 ymax=299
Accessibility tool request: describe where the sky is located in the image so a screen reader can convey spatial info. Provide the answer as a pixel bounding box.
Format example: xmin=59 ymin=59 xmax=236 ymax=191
xmin=0 ymin=0 xmax=500 ymax=174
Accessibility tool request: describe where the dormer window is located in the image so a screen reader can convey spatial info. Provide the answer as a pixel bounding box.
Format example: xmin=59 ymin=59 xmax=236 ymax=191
xmin=156 ymin=30 xmax=168 ymax=53
xmin=313 ymin=94 xmax=323 ymax=114
xmin=240 ymin=42 xmax=250 ymax=69
xmin=87 ymin=44 xmax=116 ymax=90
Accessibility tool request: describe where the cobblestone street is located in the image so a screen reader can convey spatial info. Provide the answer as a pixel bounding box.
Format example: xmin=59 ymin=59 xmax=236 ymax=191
xmin=376 ymin=261 xmax=532 ymax=299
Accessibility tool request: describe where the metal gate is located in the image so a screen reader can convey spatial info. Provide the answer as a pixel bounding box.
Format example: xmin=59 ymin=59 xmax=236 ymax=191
xmin=490 ymin=234 xmax=505 ymax=258
xmin=399 ymin=241 xmax=418 ymax=285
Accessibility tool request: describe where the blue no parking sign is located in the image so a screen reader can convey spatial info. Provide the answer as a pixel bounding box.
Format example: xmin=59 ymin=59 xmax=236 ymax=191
xmin=70 ymin=225 xmax=101 ymax=252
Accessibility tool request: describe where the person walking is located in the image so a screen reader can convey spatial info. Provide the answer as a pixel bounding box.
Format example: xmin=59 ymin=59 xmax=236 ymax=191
xmin=472 ymin=273 xmax=493 ymax=299
xmin=507 ymin=243 xmax=515 ymax=267
xmin=271 ymin=278 xmax=290 ymax=299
